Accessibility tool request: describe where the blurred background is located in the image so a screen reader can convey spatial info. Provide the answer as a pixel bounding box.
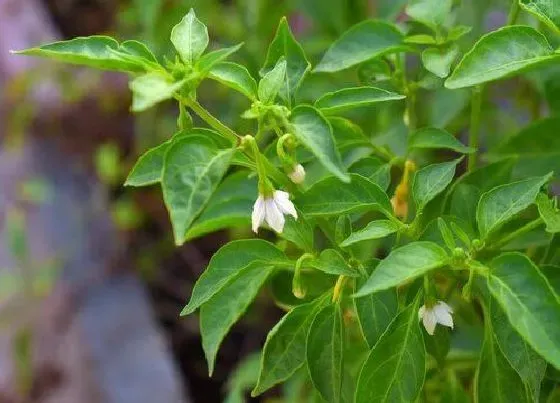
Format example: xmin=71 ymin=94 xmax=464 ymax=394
xmin=0 ymin=0 xmax=558 ymax=402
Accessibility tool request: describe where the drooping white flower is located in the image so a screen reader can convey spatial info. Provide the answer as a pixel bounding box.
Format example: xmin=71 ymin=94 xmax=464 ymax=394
xmin=252 ymin=190 xmax=297 ymax=233
xmin=418 ymin=301 xmax=454 ymax=335
xmin=288 ymin=164 xmax=306 ymax=184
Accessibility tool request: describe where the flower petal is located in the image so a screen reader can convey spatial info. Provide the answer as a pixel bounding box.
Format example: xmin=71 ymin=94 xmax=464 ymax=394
xmin=434 ymin=304 xmax=454 ymax=329
xmin=418 ymin=305 xmax=426 ymax=321
xmin=251 ymin=195 xmax=266 ymax=233
xmin=436 ymin=300 xmax=453 ymax=314
xmin=422 ymin=309 xmax=437 ymax=335
xmin=274 ymin=191 xmax=298 ymax=219
xmin=265 ymin=198 xmax=285 ymax=233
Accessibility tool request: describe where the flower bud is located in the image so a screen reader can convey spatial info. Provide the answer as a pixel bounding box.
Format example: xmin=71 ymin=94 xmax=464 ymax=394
xmin=288 ymin=164 xmax=306 ymax=184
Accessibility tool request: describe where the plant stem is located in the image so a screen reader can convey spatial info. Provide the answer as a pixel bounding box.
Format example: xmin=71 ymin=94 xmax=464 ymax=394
xmin=468 ymin=86 xmax=482 ymax=172
xmin=182 ymin=97 xmax=292 ymax=189
xmin=183 ymin=98 xmax=239 ymax=143
xmin=489 ymin=217 xmax=544 ymax=250
xmin=507 ymin=0 xmax=521 ymax=25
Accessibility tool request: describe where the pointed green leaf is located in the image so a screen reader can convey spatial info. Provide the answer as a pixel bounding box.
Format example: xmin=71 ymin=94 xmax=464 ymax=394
xmin=490 ymin=298 xmax=546 ymax=402
xmin=261 ymin=17 xmax=310 ymax=101
xmin=197 ymin=43 xmax=243 ymax=74
xmin=520 ymin=0 xmax=560 ymax=33
xmin=182 ymin=239 xmax=290 ymax=315
xmin=487 ymin=253 xmax=560 ymax=369
xmin=252 ymin=295 xmax=329 ymax=396
xmin=536 ymin=193 xmax=560 ymax=233
xmin=314 ymin=20 xmax=406 ymax=73
xmin=406 ymin=0 xmax=452 ymax=30
xmin=130 ymin=73 xmax=185 ymax=112
xmin=354 ymin=262 xmax=398 ymax=348
xmin=308 ymin=249 xmax=359 ymax=277
xmin=258 ymin=58 xmax=286 ymax=104
xmin=315 ymin=87 xmax=405 ymax=114
xmin=404 ymin=34 xmax=438 ymax=45
xmin=208 ymin=62 xmax=258 ymax=100
xmin=13 ymin=36 xmax=152 ymax=72
xmin=355 ymin=242 xmax=449 ymax=296
xmin=355 ymin=295 xmax=425 ymax=403
xmin=298 ymin=174 xmax=392 ymax=217
xmin=340 ymin=220 xmax=399 ymax=247
xmin=290 ymin=105 xmax=349 ymax=182
xmin=306 ymin=304 xmax=344 ymax=403
xmin=107 ymin=39 xmax=160 ymax=70
xmin=171 ymin=8 xmax=209 ymax=65
xmin=409 ymin=127 xmax=474 ymax=154
xmin=476 ymin=173 xmax=552 ymax=239
xmin=125 ymin=140 xmax=171 ymax=187
xmin=201 ymin=264 xmax=273 ymax=375
xmin=495 ymin=117 xmax=560 ymax=179
xmin=162 ymin=137 xmax=234 ymax=245
xmin=280 ymin=213 xmax=315 ymax=252
xmin=475 ymin=315 xmax=528 ymax=403
xmin=413 ymin=158 xmax=462 ymax=211
xmin=225 ymin=353 xmax=261 ymax=403
xmin=445 ymin=26 xmax=560 ymax=89
xmin=349 ymin=157 xmax=391 ymax=191
xmin=185 ymin=171 xmax=257 ymax=240
xmin=421 ymin=45 xmax=459 ymax=78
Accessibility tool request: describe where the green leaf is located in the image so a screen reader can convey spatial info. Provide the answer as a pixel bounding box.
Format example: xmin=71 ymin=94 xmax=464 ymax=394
xmin=182 ymin=239 xmax=290 ymax=315
xmin=290 ymin=106 xmax=349 ymax=182
xmin=314 ymin=20 xmax=406 ymax=73
xmin=298 ymin=174 xmax=392 ymax=217
xmin=258 ymin=58 xmax=287 ymax=104
xmin=404 ymin=34 xmax=438 ymax=45
xmin=487 ymin=252 xmax=560 ymax=369
xmin=536 ymin=193 xmax=560 ymax=233
xmin=225 ymin=353 xmax=261 ymax=403
xmin=201 ymin=263 xmax=273 ymax=375
xmin=125 ymin=140 xmax=170 ymax=186
xmin=495 ymin=117 xmax=560 ymax=179
xmin=162 ymin=136 xmax=234 ymax=245
xmin=108 ymin=39 xmax=160 ymax=70
xmin=261 ymin=17 xmax=310 ymax=102
xmin=280 ymin=214 xmax=315 ymax=252
xmin=315 ymin=87 xmax=405 ymax=114
xmin=186 ymin=171 xmax=257 ymax=240
xmin=409 ymin=127 xmax=474 ymax=154
xmin=520 ymin=0 xmax=560 ymax=33
xmin=476 ymin=173 xmax=552 ymax=239
xmin=490 ymin=298 xmax=546 ymax=402
xmin=406 ymin=0 xmax=452 ymax=30
xmin=13 ymin=36 xmax=152 ymax=72
xmin=354 ymin=262 xmax=398 ymax=348
xmin=252 ymin=295 xmax=328 ymax=396
xmin=308 ymin=249 xmax=359 ymax=277
xmin=355 ymin=295 xmax=425 ymax=403
xmin=445 ymin=26 xmax=560 ymax=89
xmin=421 ymin=46 xmax=459 ymax=78
xmin=355 ymin=242 xmax=449 ymax=296
xmin=340 ymin=220 xmax=399 ymax=247
xmin=208 ymin=62 xmax=258 ymax=100
xmin=412 ymin=158 xmax=462 ymax=212
xmin=306 ymin=304 xmax=344 ymax=403
xmin=475 ymin=314 xmax=528 ymax=403
xmin=196 ymin=43 xmax=243 ymax=74
xmin=130 ymin=72 xmax=185 ymax=112
xmin=171 ymin=8 xmax=209 ymax=65
xmin=348 ymin=157 xmax=391 ymax=191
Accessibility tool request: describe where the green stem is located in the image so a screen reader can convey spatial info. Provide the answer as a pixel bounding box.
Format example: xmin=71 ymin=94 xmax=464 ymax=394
xmin=468 ymin=86 xmax=483 ymax=172
xmin=489 ymin=217 xmax=544 ymax=250
xmin=182 ymin=98 xmax=239 ymax=143
xmin=182 ymin=97 xmax=292 ymax=189
xmin=507 ymin=0 xmax=521 ymax=25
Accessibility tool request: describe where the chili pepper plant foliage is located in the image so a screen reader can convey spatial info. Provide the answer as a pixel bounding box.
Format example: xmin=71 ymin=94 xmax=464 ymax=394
xmin=14 ymin=1 xmax=560 ymax=401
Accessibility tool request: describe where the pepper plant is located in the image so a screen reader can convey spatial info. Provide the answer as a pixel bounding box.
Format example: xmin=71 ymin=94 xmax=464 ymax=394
xmin=13 ymin=0 xmax=560 ymax=401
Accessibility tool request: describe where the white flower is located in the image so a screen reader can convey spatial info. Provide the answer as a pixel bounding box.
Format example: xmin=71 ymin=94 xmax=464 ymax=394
xmin=418 ymin=301 xmax=454 ymax=335
xmin=288 ymin=164 xmax=306 ymax=184
xmin=252 ymin=190 xmax=297 ymax=233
